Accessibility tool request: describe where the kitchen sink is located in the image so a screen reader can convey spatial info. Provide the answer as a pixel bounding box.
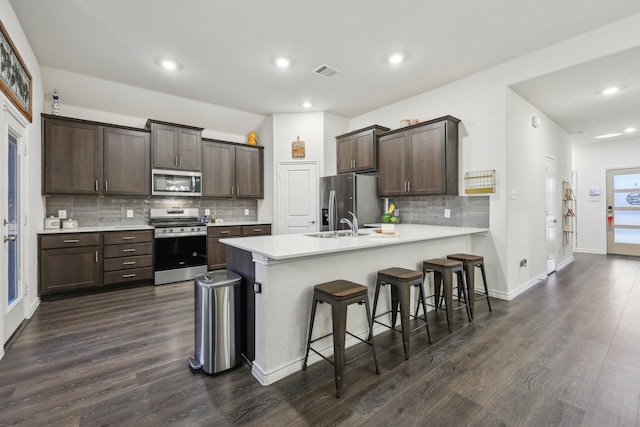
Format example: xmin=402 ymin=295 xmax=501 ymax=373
xmin=304 ymin=230 xmax=370 ymax=238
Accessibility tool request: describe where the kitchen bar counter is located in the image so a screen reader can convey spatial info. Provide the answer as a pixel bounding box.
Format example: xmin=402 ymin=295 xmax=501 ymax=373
xmin=223 ymin=224 xmax=489 ymax=386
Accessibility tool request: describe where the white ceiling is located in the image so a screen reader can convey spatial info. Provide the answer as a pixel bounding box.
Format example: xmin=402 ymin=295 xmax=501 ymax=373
xmin=9 ymin=0 xmax=640 ymax=140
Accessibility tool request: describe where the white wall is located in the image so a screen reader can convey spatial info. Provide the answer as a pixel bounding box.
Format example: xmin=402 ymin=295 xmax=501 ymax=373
xmin=40 ymin=67 xmax=265 ymax=139
xmin=572 ymin=136 xmax=640 ymax=254
xmin=0 ymin=0 xmax=45 ymax=348
xmin=322 ymin=113 xmax=349 ymax=177
xmin=348 ymin=14 xmax=640 ymax=297
xmin=506 ymin=90 xmax=572 ymax=292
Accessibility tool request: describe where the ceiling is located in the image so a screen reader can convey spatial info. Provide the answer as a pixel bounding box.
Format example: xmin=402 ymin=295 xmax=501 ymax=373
xmin=9 ymin=0 xmax=640 ymax=140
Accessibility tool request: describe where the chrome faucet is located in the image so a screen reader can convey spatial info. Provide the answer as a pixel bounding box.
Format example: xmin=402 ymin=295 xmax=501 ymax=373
xmin=340 ymin=211 xmax=359 ymax=237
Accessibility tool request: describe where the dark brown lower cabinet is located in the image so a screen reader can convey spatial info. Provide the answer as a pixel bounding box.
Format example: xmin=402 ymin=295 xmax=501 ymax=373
xmin=103 ymin=230 xmax=154 ymax=286
xmin=207 ymin=224 xmax=271 ymax=270
xmin=39 ymin=233 xmax=102 ymax=295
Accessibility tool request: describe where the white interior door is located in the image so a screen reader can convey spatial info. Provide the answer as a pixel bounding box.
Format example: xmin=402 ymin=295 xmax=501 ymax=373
xmin=546 ymin=156 xmax=557 ymax=274
xmin=606 ymin=167 xmax=640 ymax=256
xmin=277 ymin=162 xmax=318 ymax=234
xmin=2 ymin=110 xmax=26 ymax=344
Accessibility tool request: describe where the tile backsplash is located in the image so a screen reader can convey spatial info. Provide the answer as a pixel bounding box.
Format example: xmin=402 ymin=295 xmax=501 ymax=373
xmin=44 ymin=196 xmax=258 ymax=227
xmin=389 ymin=195 xmax=489 ymax=228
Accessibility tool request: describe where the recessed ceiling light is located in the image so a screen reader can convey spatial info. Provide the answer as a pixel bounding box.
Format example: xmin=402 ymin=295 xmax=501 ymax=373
xmin=389 ymin=53 xmax=403 ymax=65
xmin=625 ymin=127 xmax=637 ymax=133
xmin=302 ymin=102 xmax=312 ymax=109
xmin=594 ymin=132 xmax=623 ymax=139
xmin=160 ymin=59 xmax=179 ymax=71
xmin=275 ymin=57 xmax=291 ymax=68
xmin=602 ymin=86 xmax=620 ymax=95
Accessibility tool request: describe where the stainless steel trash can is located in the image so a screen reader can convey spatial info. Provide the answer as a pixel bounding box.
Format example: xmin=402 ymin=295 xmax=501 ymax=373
xmin=188 ymin=270 xmax=242 ymax=374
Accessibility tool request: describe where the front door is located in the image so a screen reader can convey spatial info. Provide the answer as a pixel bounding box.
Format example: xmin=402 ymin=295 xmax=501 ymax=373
xmin=2 ymin=111 xmax=25 ymax=344
xmin=277 ymin=162 xmax=318 ymax=234
xmin=606 ymin=167 xmax=640 ymax=256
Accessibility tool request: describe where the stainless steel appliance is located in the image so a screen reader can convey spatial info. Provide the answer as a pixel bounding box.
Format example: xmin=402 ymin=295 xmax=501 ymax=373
xmin=320 ymin=173 xmax=381 ymax=232
xmin=152 ymin=169 xmax=202 ymax=197
xmin=189 ymin=270 xmax=242 ymax=375
xmin=150 ymin=208 xmax=207 ymax=285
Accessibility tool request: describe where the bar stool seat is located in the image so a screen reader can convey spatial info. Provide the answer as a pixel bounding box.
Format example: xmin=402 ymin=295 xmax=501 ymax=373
xmin=422 ymin=259 xmax=472 ymax=332
xmin=302 ymin=280 xmax=380 ymax=398
xmin=372 ymin=267 xmax=431 ymax=360
xmin=447 ymin=253 xmax=492 ymax=317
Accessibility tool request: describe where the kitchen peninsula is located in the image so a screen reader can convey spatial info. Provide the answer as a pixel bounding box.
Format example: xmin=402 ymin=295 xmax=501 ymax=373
xmin=222 ymin=224 xmax=489 ymax=385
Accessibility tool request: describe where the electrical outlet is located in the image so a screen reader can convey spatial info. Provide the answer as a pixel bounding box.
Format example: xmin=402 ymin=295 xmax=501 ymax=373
xmin=205 ymin=209 xmax=211 ymax=216
xmin=245 ymin=209 xmax=249 ymax=216
xmin=126 ymin=209 xmax=133 ymax=218
xmin=444 ymin=208 xmax=451 ymax=218
xmin=58 ymin=210 xmax=67 ymax=219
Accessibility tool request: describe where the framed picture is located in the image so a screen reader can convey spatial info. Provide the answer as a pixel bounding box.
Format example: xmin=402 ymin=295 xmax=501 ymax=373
xmin=0 ymin=20 xmax=32 ymax=122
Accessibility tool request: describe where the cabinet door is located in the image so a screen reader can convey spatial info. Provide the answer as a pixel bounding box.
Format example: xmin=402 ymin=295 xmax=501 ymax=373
xmin=378 ymin=134 xmax=409 ymax=196
xmin=202 ymin=141 xmax=235 ymax=197
xmin=235 ymin=146 xmax=264 ymax=198
xmin=151 ymin=123 xmax=178 ymax=169
xmin=207 ymin=238 xmax=228 ymax=270
xmin=43 ymin=118 xmax=102 ymax=195
xmin=103 ymin=127 xmax=151 ymax=196
xmin=336 ymin=136 xmax=355 ymax=174
xmin=409 ymin=122 xmax=446 ymax=194
xmin=39 ymin=246 xmax=102 ymax=294
xmin=177 ymin=128 xmax=202 ymax=171
xmin=354 ymin=131 xmax=376 ymax=172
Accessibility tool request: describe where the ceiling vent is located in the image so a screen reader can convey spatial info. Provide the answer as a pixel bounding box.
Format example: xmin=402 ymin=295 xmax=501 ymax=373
xmin=313 ymin=64 xmax=339 ymax=78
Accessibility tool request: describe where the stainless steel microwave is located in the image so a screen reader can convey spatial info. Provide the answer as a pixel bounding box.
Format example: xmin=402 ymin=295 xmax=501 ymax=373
xmin=152 ymin=169 xmax=202 ymax=197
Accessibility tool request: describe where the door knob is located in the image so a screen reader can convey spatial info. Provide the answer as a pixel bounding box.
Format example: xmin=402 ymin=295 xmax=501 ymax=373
xmin=4 ymin=235 xmax=16 ymax=243
xmin=308 ymin=220 xmax=316 ymax=224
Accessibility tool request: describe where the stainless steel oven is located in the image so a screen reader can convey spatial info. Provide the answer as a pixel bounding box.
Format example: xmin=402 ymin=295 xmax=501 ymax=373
xmin=150 ymin=208 xmax=207 ymax=285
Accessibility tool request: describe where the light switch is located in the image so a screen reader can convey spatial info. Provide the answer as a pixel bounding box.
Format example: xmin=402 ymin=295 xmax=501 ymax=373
xmin=444 ymin=208 xmax=451 ymax=218
xmin=205 ymin=208 xmax=211 ymax=216
xmin=126 ymin=209 xmax=133 ymax=218
xmin=58 ymin=210 xmax=67 ymax=219
xmin=245 ymin=209 xmax=249 ymax=216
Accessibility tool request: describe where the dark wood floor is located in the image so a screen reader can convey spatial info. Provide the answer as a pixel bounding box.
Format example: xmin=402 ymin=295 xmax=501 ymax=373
xmin=2 ymin=253 xmax=640 ymax=426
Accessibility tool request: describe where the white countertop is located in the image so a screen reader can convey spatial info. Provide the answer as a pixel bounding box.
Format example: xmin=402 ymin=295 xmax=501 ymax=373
xmin=37 ymin=225 xmax=154 ymax=234
xmin=221 ymin=224 xmax=488 ymax=261
xmin=37 ymin=221 xmax=271 ymax=234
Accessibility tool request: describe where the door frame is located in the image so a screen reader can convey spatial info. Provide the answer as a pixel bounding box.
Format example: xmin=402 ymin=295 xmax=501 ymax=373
xmin=275 ymin=161 xmax=319 ymax=235
xmin=1 ymin=99 xmax=30 ymax=351
xmin=545 ymin=155 xmax=557 ymax=274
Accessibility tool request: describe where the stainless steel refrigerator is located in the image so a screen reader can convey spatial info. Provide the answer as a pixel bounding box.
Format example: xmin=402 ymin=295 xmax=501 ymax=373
xmin=320 ymin=173 xmax=381 ymax=231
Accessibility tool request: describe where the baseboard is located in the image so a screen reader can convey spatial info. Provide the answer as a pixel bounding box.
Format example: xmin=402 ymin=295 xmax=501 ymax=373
xmin=489 ymin=272 xmax=548 ymax=301
xmin=557 ymin=256 xmax=573 ymax=270
xmin=0 ymin=348 xmax=4 ymax=361
xmin=573 ymin=247 xmax=606 ymax=255
xmin=27 ymin=297 xmax=40 ymax=318
xmin=251 ymin=323 xmax=388 ymax=385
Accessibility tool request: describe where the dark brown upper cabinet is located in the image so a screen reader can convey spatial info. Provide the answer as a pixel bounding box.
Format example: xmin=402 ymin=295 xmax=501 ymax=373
xmin=378 ymin=116 xmax=460 ymax=197
xmin=42 ymin=115 xmax=150 ymax=196
xmin=147 ymin=120 xmax=203 ymax=171
xmin=336 ymin=125 xmax=389 ymax=174
xmin=103 ymin=127 xmax=151 ymax=196
xmin=202 ymin=139 xmax=264 ymax=199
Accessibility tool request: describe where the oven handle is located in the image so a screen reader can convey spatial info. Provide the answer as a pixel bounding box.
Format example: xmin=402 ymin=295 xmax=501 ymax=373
xmin=155 ymin=231 xmax=207 ymax=238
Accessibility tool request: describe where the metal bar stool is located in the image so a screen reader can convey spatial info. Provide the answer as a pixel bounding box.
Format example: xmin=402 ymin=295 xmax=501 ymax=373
xmin=422 ymin=259 xmax=472 ymax=332
xmin=302 ymin=280 xmax=380 ymax=398
xmin=371 ymin=267 xmax=431 ymax=360
xmin=447 ymin=253 xmax=492 ymax=317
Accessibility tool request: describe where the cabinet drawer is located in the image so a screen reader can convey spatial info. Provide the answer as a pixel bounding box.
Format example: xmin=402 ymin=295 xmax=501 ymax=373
xmin=104 ymin=267 xmax=153 ymax=285
xmin=104 ymin=230 xmax=153 ymax=245
xmin=40 ymin=233 xmax=101 ymax=249
xmin=104 ymin=242 xmax=153 ymax=258
xmin=104 ymin=255 xmax=153 ymax=272
xmin=242 ymin=225 xmax=271 ymax=236
xmin=208 ymin=226 xmax=242 ymax=238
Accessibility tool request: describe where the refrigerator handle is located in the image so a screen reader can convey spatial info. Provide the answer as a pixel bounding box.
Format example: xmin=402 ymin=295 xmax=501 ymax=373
xmin=329 ymin=190 xmax=336 ymax=231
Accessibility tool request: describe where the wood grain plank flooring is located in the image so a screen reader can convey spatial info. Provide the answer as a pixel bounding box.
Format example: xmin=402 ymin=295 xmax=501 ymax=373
xmin=2 ymin=253 xmax=640 ymax=426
